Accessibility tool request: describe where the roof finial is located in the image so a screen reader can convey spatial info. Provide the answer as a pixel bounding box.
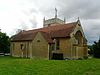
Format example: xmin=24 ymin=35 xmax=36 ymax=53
xmin=43 ymin=16 xmax=45 ymax=22
xmin=43 ymin=17 xmax=45 ymax=26
xmin=78 ymin=17 xmax=79 ymax=20
xmin=64 ymin=17 xmax=66 ymax=23
xmin=55 ymin=8 xmax=57 ymax=18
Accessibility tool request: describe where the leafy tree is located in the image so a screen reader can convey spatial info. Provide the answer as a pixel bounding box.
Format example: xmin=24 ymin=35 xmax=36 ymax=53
xmin=92 ymin=39 xmax=100 ymax=58
xmin=88 ymin=45 xmax=93 ymax=55
xmin=0 ymin=32 xmax=10 ymax=55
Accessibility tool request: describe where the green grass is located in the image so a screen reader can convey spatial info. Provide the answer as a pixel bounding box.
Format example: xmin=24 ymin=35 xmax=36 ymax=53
xmin=0 ymin=56 xmax=100 ymax=75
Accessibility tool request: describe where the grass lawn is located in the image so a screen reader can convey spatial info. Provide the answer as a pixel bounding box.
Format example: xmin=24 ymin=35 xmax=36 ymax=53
xmin=0 ymin=56 xmax=100 ymax=75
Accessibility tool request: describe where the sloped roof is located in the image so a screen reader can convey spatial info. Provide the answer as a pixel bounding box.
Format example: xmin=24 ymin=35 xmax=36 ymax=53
xmin=11 ymin=21 xmax=77 ymax=43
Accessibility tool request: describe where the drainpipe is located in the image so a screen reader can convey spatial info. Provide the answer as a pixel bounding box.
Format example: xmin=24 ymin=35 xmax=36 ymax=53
xmin=26 ymin=43 xmax=28 ymax=58
xmin=70 ymin=38 xmax=73 ymax=59
xmin=30 ymin=43 xmax=32 ymax=58
xmin=48 ymin=44 xmax=50 ymax=60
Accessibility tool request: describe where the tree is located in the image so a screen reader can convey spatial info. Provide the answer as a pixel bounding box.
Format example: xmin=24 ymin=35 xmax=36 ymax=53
xmin=88 ymin=45 xmax=93 ymax=55
xmin=0 ymin=32 xmax=10 ymax=55
xmin=92 ymin=39 xmax=100 ymax=58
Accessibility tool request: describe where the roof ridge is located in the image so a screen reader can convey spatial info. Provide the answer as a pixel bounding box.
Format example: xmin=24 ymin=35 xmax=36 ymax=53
xmin=11 ymin=21 xmax=77 ymax=42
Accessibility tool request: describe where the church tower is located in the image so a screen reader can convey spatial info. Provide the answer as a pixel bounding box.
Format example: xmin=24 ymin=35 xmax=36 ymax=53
xmin=43 ymin=8 xmax=66 ymax=27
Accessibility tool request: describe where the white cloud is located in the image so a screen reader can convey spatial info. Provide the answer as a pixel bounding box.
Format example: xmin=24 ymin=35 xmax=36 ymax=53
xmin=0 ymin=0 xmax=100 ymax=45
xmin=0 ymin=0 xmax=39 ymax=35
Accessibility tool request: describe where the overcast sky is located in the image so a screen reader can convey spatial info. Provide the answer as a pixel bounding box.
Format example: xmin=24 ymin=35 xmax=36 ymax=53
xmin=0 ymin=0 xmax=100 ymax=45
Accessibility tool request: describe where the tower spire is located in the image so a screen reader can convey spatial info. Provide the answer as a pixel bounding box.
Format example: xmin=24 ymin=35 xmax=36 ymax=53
xmin=43 ymin=16 xmax=45 ymax=22
xmin=64 ymin=17 xmax=66 ymax=23
xmin=43 ymin=17 xmax=45 ymax=26
xmin=55 ymin=8 xmax=57 ymax=18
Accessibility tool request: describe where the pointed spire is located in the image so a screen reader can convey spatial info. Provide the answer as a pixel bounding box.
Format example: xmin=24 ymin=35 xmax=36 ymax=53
xmin=43 ymin=16 xmax=45 ymax=22
xmin=64 ymin=17 xmax=66 ymax=23
xmin=77 ymin=17 xmax=80 ymax=23
xmin=77 ymin=17 xmax=80 ymax=21
xmin=43 ymin=17 xmax=45 ymax=27
xmin=55 ymin=8 xmax=57 ymax=18
xmin=77 ymin=17 xmax=81 ymax=26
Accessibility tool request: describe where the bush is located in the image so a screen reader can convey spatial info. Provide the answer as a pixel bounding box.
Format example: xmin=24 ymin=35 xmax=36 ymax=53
xmin=78 ymin=58 xmax=83 ymax=60
xmin=83 ymin=56 xmax=88 ymax=59
xmin=92 ymin=39 xmax=100 ymax=58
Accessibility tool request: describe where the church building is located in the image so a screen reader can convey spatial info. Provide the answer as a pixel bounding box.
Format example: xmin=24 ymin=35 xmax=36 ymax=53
xmin=10 ymin=9 xmax=88 ymax=59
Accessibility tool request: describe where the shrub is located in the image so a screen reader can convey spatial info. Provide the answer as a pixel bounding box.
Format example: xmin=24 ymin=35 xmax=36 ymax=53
xmin=83 ymin=56 xmax=88 ymax=59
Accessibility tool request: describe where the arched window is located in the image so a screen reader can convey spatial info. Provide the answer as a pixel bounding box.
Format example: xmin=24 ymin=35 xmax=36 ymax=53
xmin=75 ymin=31 xmax=83 ymax=45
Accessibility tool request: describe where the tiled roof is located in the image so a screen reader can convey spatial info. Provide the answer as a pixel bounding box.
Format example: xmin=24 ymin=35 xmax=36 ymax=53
xmin=11 ymin=21 xmax=77 ymax=43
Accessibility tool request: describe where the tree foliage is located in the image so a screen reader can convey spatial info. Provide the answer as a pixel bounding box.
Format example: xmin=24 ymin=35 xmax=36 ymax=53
xmin=92 ymin=39 xmax=100 ymax=58
xmin=0 ymin=32 xmax=10 ymax=54
xmin=88 ymin=45 xmax=93 ymax=55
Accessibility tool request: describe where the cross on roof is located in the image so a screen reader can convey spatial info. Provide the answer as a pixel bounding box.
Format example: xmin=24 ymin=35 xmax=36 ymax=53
xmin=55 ymin=8 xmax=57 ymax=18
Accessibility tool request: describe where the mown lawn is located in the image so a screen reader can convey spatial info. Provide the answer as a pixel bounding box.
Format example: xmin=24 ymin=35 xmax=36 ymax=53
xmin=0 ymin=56 xmax=100 ymax=75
